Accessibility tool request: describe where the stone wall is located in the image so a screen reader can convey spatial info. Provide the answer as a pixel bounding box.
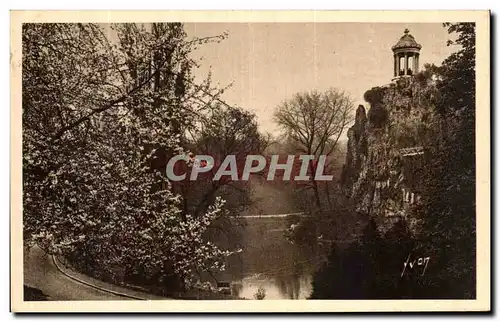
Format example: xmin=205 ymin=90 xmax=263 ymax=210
xmin=341 ymin=76 xmax=438 ymax=232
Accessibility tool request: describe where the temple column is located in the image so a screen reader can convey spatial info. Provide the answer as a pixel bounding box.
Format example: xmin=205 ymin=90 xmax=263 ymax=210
xmin=415 ymin=54 xmax=419 ymax=73
xmin=394 ymin=54 xmax=397 ymax=77
xmin=404 ymin=53 xmax=408 ymax=75
xmin=410 ymin=53 xmax=414 ymax=74
xmin=397 ymin=54 xmax=401 ymax=76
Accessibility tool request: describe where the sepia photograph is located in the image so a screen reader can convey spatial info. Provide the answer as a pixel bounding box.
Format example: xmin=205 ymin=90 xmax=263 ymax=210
xmin=10 ymin=10 xmax=490 ymax=312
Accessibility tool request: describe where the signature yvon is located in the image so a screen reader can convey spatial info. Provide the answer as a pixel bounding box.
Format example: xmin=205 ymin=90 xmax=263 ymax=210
xmin=401 ymin=253 xmax=430 ymax=277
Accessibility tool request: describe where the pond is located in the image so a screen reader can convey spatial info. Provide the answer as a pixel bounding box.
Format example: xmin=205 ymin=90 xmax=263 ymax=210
xmin=208 ymin=216 xmax=328 ymax=300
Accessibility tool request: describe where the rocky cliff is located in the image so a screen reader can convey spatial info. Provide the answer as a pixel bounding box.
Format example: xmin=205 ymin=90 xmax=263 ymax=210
xmin=341 ymin=76 xmax=438 ymax=232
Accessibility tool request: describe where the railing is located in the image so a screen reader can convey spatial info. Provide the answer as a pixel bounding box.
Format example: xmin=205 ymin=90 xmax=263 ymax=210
xmin=400 ymin=146 xmax=424 ymax=157
xmin=238 ymin=212 xmax=308 ymax=219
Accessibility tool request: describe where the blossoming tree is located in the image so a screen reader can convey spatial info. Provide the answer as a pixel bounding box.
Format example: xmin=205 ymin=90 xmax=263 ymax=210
xmin=23 ymin=22 xmax=237 ymax=289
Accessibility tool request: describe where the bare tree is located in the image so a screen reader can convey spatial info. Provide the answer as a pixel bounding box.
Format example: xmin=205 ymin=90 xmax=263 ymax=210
xmin=274 ymin=88 xmax=354 ymax=211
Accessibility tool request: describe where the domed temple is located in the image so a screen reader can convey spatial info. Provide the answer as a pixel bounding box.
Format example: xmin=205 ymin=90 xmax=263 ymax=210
xmin=392 ymin=28 xmax=422 ymax=78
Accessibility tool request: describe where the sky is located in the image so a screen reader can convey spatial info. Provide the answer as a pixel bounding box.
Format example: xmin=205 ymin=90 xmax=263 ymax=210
xmin=184 ymin=23 xmax=457 ymax=136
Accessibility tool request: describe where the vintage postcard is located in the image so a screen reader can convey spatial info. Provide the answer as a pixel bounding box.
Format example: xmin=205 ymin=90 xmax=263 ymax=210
xmin=10 ymin=10 xmax=490 ymax=312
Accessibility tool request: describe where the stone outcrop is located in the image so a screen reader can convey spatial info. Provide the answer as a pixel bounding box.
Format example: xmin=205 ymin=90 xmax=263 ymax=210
xmin=341 ymin=76 xmax=438 ymax=232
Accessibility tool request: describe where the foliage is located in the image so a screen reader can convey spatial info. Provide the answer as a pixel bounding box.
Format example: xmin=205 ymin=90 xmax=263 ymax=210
xmin=364 ymin=87 xmax=389 ymax=129
xmin=415 ymin=63 xmax=441 ymax=85
xmin=367 ymin=105 xmax=388 ymax=128
xmin=22 ymin=23 xmax=237 ymax=289
xmin=363 ymin=86 xmax=384 ymax=105
xmin=310 ymin=218 xmax=420 ymax=299
xmin=386 ymin=67 xmax=441 ymax=149
xmin=415 ymin=22 xmax=476 ymax=299
xmin=283 ymin=218 xmax=317 ymax=246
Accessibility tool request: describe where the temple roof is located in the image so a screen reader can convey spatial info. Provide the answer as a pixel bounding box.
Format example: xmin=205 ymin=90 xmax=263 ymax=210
xmin=392 ymin=28 xmax=422 ymax=51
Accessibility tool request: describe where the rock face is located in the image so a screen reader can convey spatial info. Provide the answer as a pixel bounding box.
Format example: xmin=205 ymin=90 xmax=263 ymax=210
xmin=341 ymin=76 xmax=438 ymax=232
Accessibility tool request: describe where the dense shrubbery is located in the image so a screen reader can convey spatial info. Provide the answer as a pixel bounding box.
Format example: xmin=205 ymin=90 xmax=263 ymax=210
xmin=363 ymin=86 xmax=385 ymax=105
xmin=364 ymin=87 xmax=388 ymax=128
xmin=284 ymin=217 xmax=318 ymax=246
xmin=367 ymin=105 xmax=388 ymax=128
xmin=310 ymin=219 xmax=423 ymax=299
xmin=415 ymin=22 xmax=476 ymax=299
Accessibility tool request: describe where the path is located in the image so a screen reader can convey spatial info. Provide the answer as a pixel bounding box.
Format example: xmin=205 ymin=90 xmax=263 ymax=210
xmin=23 ymin=246 xmax=168 ymax=301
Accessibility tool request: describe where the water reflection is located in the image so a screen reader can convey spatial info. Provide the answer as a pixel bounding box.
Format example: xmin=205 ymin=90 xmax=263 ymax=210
xmin=231 ymin=274 xmax=313 ymax=299
xmin=212 ymin=216 xmax=327 ymax=300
